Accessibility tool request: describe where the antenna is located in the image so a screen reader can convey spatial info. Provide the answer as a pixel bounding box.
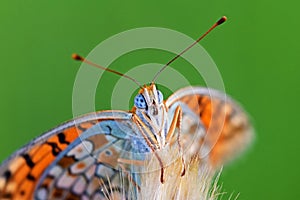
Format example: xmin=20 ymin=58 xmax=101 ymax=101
xmin=72 ymin=54 xmax=143 ymax=88
xmin=152 ymin=16 xmax=227 ymax=82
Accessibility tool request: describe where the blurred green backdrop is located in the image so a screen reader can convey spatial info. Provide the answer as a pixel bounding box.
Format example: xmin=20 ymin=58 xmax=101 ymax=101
xmin=0 ymin=1 xmax=299 ymax=199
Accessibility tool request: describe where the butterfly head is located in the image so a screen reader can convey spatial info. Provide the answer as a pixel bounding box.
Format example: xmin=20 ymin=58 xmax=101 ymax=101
xmin=133 ymin=83 xmax=165 ymax=115
xmin=133 ymin=83 xmax=168 ymax=147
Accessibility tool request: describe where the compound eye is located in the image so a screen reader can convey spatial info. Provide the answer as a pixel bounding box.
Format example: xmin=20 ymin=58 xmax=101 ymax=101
xmin=157 ymin=90 xmax=163 ymax=104
xmin=134 ymin=94 xmax=147 ymax=109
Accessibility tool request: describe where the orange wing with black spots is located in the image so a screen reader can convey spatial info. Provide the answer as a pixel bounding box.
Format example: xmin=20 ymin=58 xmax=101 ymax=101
xmin=166 ymin=86 xmax=253 ymax=167
xmin=0 ymin=112 xmax=108 ymax=200
xmin=32 ymin=111 xmax=141 ymax=200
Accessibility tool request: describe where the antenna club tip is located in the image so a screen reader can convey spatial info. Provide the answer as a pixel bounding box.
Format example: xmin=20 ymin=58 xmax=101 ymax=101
xmin=72 ymin=53 xmax=84 ymax=61
xmin=217 ymin=16 xmax=227 ymax=25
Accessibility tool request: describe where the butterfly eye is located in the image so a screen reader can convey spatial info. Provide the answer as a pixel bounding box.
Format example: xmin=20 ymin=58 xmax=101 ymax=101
xmin=134 ymin=94 xmax=147 ymax=109
xmin=157 ymin=90 xmax=163 ymax=104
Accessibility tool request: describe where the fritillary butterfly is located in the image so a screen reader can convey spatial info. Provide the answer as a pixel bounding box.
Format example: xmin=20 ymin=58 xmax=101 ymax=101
xmin=0 ymin=16 xmax=252 ymax=200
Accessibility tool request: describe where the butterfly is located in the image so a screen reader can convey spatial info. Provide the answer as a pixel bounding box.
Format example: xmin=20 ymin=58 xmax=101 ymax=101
xmin=0 ymin=16 xmax=253 ymax=200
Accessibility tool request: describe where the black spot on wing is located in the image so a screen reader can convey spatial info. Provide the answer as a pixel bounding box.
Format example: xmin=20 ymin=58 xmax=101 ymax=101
xmin=197 ymin=96 xmax=204 ymax=107
xmin=57 ymin=133 xmax=70 ymax=145
xmin=3 ymin=170 xmax=11 ymax=181
xmin=106 ymin=125 xmax=112 ymax=133
xmin=26 ymin=173 xmax=36 ymax=181
xmin=2 ymin=193 xmax=12 ymax=199
xmin=21 ymin=154 xmax=35 ymax=168
xmin=45 ymin=142 xmax=62 ymax=156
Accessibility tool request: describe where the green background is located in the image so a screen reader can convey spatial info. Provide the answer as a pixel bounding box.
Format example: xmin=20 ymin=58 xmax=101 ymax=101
xmin=0 ymin=1 xmax=299 ymax=199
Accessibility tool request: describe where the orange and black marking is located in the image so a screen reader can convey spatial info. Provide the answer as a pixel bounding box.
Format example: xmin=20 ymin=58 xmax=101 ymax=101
xmin=175 ymin=93 xmax=251 ymax=166
xmin=0 ymin=121 xmax=97 ymax=200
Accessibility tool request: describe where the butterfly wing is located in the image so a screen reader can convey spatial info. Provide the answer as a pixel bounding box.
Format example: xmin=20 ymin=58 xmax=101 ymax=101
xmin=166 ymin=86 xmax=253 ymax=167
xmin=0 ymin=111 xmax=144 ymax=200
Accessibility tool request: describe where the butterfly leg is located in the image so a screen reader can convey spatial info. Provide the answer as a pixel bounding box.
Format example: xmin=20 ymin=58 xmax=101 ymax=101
xmin=165 ymin=106 xmax=186 ymax=177
xmin=132 ymin=114 xmax=165 ymax=183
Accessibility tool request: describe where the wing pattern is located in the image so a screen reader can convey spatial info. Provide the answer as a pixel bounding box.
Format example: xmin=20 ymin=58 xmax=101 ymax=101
xmin=0 ymin=87 xmax=253 ymax=199
xmin=0 ymin=111 xmax=143 ymax=200
xmin=167 ymin=87 xmax=252 ymax=166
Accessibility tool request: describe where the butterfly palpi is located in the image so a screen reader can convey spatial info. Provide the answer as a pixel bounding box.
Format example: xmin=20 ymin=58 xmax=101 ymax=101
xmin=0 ymin=16 xmax=253 ymax=200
